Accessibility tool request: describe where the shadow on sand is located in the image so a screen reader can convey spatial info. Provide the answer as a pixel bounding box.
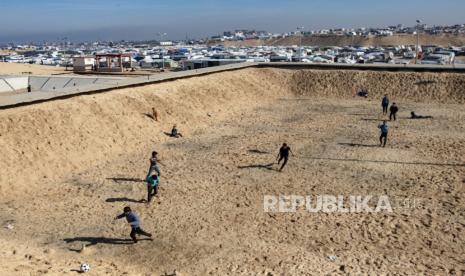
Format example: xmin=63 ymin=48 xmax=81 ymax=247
xmin=64 ymin=237 xmax=152 ymax=247
xmin=307 ymin=156 xmax=465 ymax=167
xmin=106 ymin=197 xmax=145 ymax=203
xmin=348 ymin=113 xmax=371 ymax=116
xmin=107 ymin=177 xmax=144 ymax=183
xmin=238 ymin=163 xmax=276 ymax=171
xmin=143 ymin=113 xmax=155 ymax=120
xmin=248 ymin=149 xmax=270 ymax=154
xmin=338 ymin=142 xmax=379 ymax=148
xmin=278 ymin=98 xmax=313 ymax=101
xmin=361 ymin=118 xmax=384 ymax=121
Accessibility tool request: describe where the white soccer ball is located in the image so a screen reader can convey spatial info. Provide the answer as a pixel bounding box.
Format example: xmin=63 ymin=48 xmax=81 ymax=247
xmin=80 ymin=263 xmax=91 ymax=273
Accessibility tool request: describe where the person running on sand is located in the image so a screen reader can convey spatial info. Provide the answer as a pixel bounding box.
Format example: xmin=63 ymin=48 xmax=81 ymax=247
xmin=146 ymin=174 xmax=160 ymax=203
xmin=152 ymin=108 xmax=159 ymax=121
xmin=389 ymin=103 xmax=399 ymax=121
xmin=170 ymin=125 xmax=183 ymax=138
xmin=114 ymin=207 xmax=152 ymax=243
xmin=146 ymin=151 xmax=162 ymax=178
xmin=378 ymin=120 xmax=389 ymax=147
xmin=276 ymin=143 xmax=294 ymax=172
xmin=382 ymin=95 xmax=389 ymax=115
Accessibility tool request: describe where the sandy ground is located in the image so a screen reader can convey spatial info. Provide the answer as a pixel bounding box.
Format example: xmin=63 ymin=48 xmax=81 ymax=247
xmin=0 ymin=68 xmax=464 ymax=275
xmin=0 ymin=62 xmax=68 ymax=75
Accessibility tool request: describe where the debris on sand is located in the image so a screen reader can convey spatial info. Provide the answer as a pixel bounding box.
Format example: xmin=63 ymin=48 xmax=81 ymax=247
xmin=328 ymin=255 xmax=337 ymax=262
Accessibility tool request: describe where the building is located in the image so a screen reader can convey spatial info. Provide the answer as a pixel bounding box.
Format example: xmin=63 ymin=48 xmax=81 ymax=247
xmin=72 ymin=56 xmax=95 ymax=72
xmin=95 ymin=53 xmax=132 ymax=73
xmin=140 ymin=58 xmax=178 ymax=69
xmin=160 ymin=41 xmax=173 ymax=46
xmin=74 ymin=54 xmax=132 ymax=73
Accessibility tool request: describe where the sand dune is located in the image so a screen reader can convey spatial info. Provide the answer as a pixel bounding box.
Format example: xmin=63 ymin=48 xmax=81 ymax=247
xmin=0 ymin=68 xmax=464 ymax=275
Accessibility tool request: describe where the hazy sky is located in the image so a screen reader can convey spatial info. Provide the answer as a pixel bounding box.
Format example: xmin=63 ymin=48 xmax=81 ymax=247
xmin=1 ymin=0 xmax=464 ymax=42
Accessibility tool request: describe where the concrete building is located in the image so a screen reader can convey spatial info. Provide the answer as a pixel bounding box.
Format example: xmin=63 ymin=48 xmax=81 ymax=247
xmin=73 ymin=56 xmax=95 ymax=72
xmin=73 ymin=54 xmax=132 ymax=73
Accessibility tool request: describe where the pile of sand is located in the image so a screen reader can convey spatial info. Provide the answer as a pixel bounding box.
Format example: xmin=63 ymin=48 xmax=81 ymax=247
xmin=0 ymin=67 xmax=463 ymax=274
xmin=0 ymin=68 xmax=290 ymax=195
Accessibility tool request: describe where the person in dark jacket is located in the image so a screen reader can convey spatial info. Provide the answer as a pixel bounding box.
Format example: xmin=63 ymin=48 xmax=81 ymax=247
xmin=382 ymin=95 xmax=389 ymax=115
xmin=170 ymin=124 xmax=183 ymax=138
xmin=276 ymin=143 xmax=294 ymax=172
xmin=114 ymin=207 xmax=152 ymax=243
xmin=378 ymin=120 xmax=389 ymax=147
xmin=146 ymin=151 xmax=162 ymax=178
xmin=389 ymin=103 xmax=399 ymax=121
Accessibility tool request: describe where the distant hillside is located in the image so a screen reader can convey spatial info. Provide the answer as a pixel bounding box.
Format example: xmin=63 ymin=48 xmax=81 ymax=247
xmin=211 ymin=34 xmax=465 ymax=47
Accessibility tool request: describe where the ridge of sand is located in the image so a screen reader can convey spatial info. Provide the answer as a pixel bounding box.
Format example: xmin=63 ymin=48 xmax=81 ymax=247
xmin=1 ymin=68 xmax=463 ymax=195
xmin=0 ymin=68 xmax=290 ymax=195
xmin=0 ymin=68 xmax=464 ymax=274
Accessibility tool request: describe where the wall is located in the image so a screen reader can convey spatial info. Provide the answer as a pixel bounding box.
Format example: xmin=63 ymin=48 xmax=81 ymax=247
xmin=0 ymin=79 xmax=14 ymax=93
xmin=28 ymin=76 xmax=124 ymax=92
xmin=0 ymin=77 xmax=28 ymax=93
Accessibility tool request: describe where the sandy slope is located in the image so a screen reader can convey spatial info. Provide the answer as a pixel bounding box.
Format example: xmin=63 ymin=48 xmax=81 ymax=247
xmin=218 ymin=34 xmax=465 ymax=47
xmin=0 ymin=62 xmax=68 ymax=75
xmin=0 ymin=68 xmax=464 ymax=275
xmin=290 ymin=70 xmax=465 ymax=104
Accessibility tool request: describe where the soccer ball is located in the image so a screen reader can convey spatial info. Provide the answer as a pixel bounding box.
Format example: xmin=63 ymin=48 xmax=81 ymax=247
xmin=80 ymin=263 xmax=91 ymax=273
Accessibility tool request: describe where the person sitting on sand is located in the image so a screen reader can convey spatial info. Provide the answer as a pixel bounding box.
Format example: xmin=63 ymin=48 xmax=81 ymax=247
xmin=114 ymin=207 xmax=152 ymax=243
xmin=357 ymin=88 xmax=368 ymax=98
xmin=276 ymin=143 xmax=294 ymax=172
xmin=146 ymin=174 xmax=160 ymax=203
xmin=170 ymin=125 xmax=183 ymax=138
xmin=411 ymin=111 xmax=433 ymax=119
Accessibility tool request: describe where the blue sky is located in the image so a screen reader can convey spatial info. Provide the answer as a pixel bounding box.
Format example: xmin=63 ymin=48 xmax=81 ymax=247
xmin=0 ymin=0 xmax=464 ymax=42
